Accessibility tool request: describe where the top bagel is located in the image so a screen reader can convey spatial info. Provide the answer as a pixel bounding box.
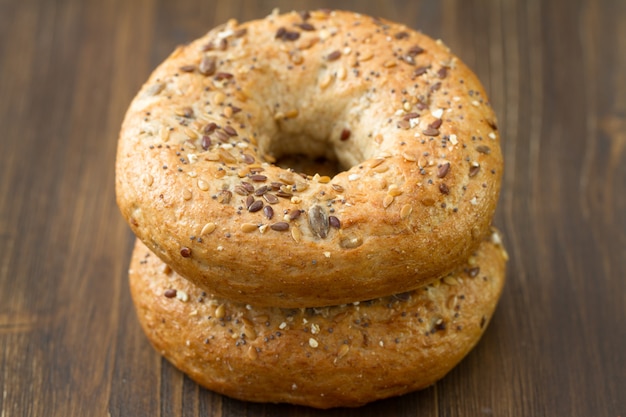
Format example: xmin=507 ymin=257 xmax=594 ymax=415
xmin=116 ymin=9 xmax=503 ymax=307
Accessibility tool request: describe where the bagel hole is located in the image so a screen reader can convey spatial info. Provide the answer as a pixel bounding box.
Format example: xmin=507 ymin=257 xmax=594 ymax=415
xmin=268 ymin=134 xmax=348 ymax=177
xmin=274 ymin=153 xmax=342 ymax=178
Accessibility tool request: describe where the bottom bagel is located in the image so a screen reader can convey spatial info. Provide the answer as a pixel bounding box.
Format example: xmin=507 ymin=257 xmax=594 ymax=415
xmin=129 ymin=232 xmax=507 ymax=409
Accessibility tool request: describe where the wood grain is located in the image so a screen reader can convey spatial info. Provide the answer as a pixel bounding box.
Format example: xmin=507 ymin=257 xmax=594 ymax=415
xmin=0 ymin=0 xmax=624 ymax=416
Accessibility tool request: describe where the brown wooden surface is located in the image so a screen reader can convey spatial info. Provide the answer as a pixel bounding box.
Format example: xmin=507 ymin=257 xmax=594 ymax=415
xmin=1 ymin=0 xmax=624 ymax=416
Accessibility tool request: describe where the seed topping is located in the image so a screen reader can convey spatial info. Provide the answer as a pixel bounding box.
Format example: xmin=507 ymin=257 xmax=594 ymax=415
xmin=326 ymin=50 xmax=342 ymax=61
xmin=423 ymin=127 xmax=440 ymax=136
xmin=199 ymin=56 xmax=217 ymax=76
xmin=340 ymin=128 xmax=351 ymax=141
xmin=437 ymin=162 xmax=451 ymax=178
xmin=270 ymin=222 xmax=290 ymax=231
xmin=248 ymin=200 xmax=263 ymax=212
xmin=308 ymin=205 xmax=330 ymax=238
xmin=275 ymin=27 xmax=300 ymax=41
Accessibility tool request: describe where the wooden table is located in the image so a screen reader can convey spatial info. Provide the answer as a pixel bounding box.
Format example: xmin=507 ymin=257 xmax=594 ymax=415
xmin=1 ymin=0 xmax=624 ymax=415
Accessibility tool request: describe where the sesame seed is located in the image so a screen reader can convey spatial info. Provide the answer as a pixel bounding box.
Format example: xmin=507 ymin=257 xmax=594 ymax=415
xmin=247 ymin=346 xmax=258 ymax=360
xmin=240 ymin=223 xmax=258 ymax=233
xmin=337 ymin=66 xmax=347 ymax=80
xmin=359 ymin=52 xmax=374 ymax=62
xmin=400 ymin=204 xmax=412 ymax=219
xmin=200 ymin=223 xmax=216 ymax=235
xmin=291 ymin=226 xmax=302 ymax=242
xmin=319 ymin=73 xmax=333 ymax=89
xmin=215 ymin=304 xmax=225 ymax=319
xmin=197 ymin=179 xmax=209 ymax=191
xmin=309 ymin=338 xmax=319 ymax=348
xmin=443 ymin=276 xmax=458 ymax=286
xmin=402 ymin=151 xmax=417 ymax=161
xmin=213 ymin=92 xmax=226 ymax=105
xmin=143 ymin=174 xmax=154 ymax=186
xmin=336 ymin=343 xmax=350 ymax=359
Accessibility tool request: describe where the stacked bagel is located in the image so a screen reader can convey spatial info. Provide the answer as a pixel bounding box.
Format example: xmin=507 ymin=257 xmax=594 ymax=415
xmin=116 ymin=9 xmax=507 ymax=408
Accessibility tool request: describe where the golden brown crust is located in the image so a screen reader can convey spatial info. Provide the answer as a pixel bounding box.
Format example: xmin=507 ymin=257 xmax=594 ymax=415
xmin=129 ymin=231 xmax=507 ymax=408
xmin=117 ymin=10 xmax=503 ymax=307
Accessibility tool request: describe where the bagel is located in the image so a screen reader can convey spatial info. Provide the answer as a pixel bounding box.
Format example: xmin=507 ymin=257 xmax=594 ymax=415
xmin=129 ymin=230 xmax=507 ymax=408
xmin=116 ymin=9 xmax=503 ymax=307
